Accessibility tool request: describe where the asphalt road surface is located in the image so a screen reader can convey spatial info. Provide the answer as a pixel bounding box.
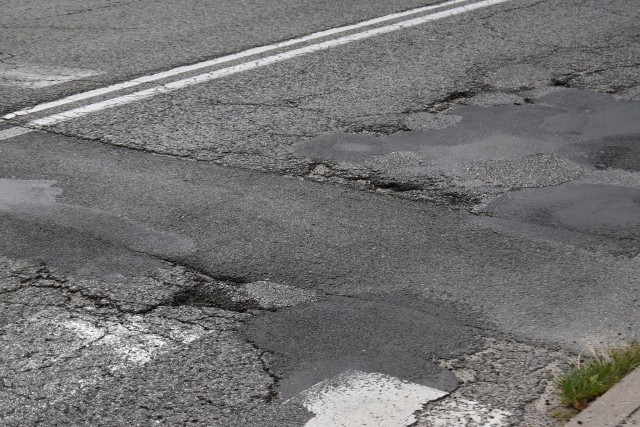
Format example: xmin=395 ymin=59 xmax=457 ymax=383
xmin=1 ymin=0 xmax=639 ymax=425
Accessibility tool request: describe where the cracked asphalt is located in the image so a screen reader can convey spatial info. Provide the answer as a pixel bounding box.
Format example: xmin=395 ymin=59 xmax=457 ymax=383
xmin=1 ymin=0 xmax=639 ymax=425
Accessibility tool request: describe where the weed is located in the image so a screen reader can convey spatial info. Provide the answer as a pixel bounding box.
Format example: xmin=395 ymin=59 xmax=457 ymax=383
xmin=549 ymin=407 xmax=577 ymax=421
xmin=556 ymin=341 xmax=640 ymax=411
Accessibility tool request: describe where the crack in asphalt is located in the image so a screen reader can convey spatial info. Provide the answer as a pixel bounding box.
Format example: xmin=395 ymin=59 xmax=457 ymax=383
xmin=206 ymin=101 xmax=327 ymax=114
xmin=258 ymin=351 xmax=283 ymax=402
xmin=476 ymin=0 xmax=549 ymax=21
xmin=1 ymin=123 xmax=479 ymax=210
xmin=42 ymin=1 xmax=137 ymax=19
xmin=583 ymin=62 xmax=640 ymax=76
xmin=0 ymin=52 xmax=16 ymax=63
xmin=0 ymin=253 xmax=261 ymax=317
xmin=401 ymin=86 xmax=491 ymax=113
xmin=0 ymin=25 xmax=143 ymax=31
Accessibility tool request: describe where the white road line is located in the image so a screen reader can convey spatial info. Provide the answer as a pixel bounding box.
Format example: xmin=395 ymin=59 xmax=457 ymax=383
xmin=288 ymin=370 xmax=448 ymax=426
xmin=26 ymin=0 xmax=511 ymax=128
xmin=3 ymin=0 xmax=472 ymax=120
xmin=0 ymin=126 xmax=32 ymax=141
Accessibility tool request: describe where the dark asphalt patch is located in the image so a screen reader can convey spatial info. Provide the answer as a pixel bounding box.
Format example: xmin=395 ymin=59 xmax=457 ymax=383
xmin=587 ymin=136 xmax=640 ymax=172
xmin=291 ymin=88 xmax=640 ymax=197
xmin=0 ymin=178 xmax=194 ymax=285
xmin=481 ymin=183 xmax=640 ymax=256
xmin=536 ymin=90 xmax=640 ymax=138
xmin=293 ymin=132 xmax=399 ymax=164
xmin=244 ymin=294 xmax=483 ymax=399
xmin=0 ymin=211 xmax=172 ymax=282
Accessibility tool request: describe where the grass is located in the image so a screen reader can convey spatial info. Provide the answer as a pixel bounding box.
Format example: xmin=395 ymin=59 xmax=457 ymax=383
xmin=556 ymin=340 xmax=640 ymax=411
xmin=549 ymin=407 xmax=578 ymax=422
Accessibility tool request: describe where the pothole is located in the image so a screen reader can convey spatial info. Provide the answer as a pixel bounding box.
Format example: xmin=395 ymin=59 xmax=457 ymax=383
xmin=170 ymin=281 xmax=260 ymax=312
xmin=291 ymin=87 xmax=640 ymax=209
xmin=339 ymin=118 xmax=409 ymax=136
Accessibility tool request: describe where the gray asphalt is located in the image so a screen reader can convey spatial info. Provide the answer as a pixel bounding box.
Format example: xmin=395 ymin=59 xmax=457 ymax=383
xmin=1 ymin=0 xmax=639 ymax=425
xmin=1 ymin=129 xmax=638 ymax=424
xmin=2 ymin=131 xmax=638 ymax=346
xmin=33 ymin=0 xmax=639 ymax=192
xmin=0 ymin=0 xmax=437 ymax=113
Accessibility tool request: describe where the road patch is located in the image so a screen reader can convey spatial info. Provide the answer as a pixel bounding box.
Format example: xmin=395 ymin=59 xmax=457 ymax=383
xmin=480 ymin=183 xmax=640 ymax=256
xmin=0 ymin=177 xmax=196 ymax=287
xmin=244 ymin=294 xmax=483 ymax=399
xmin=292 ymin=88 xmax=640 ymax=204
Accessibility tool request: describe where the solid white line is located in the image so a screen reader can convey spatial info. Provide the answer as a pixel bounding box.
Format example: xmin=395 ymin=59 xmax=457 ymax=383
xmin=28 ymin=0 xmax=511 ymax=127
xmin=0 ymin=126 xmax=32 ymax=141
xmin=3 ymin=0 xmax=472 ymax=120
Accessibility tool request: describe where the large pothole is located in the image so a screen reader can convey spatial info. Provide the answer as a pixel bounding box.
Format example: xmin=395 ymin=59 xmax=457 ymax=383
xmin=292 ymin=88 xmax=640 ymax=208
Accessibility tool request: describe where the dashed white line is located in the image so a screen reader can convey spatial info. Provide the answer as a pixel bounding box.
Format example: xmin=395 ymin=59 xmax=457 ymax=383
xmin=24 ymin=0 xmax=511 ymax=128
xmin=2 ymin=0 xmax=472 ymax=120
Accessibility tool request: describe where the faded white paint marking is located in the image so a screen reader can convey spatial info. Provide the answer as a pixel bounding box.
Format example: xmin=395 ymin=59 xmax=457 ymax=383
xmin=61 ymin=315 xmax=207 ymax=369
xmin=63 ymin=319 xmax=106 ymax=342
xmin=18 ymin=0 xmax=510 ymax=127
xmin=3 ymin=0 xmax=472 ymax=120
xmin=419 ymin=397 xmax=512 ymax=426
xmin=0 ymin=63 xmax=98 ymax=89
xmin=290 ymin=370 xmax=448 ymax=427
xmin=0 ymin=126 xmax=32 ymax=141
xmin=61 ymin=318 xmax=166 ymax=366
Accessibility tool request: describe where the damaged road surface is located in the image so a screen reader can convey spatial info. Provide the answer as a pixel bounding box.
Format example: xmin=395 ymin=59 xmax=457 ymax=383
xmin=1 ymin=123 xmax=638 ymax=425
xmin=1 ymin=0 xmax=639 ymax=425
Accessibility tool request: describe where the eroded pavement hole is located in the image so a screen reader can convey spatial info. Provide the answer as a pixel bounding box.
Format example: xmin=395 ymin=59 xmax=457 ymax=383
xmin=170 ymin=281 xmax=261 ymax=312
xmin=292 ymin=87 xmax=640 ymax=209
xmin=169 ymin=278 xmax=320 ymax=313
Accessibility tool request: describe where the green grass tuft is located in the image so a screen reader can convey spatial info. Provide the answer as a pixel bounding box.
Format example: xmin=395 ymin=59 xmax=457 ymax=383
xmin=556 ymin=340 xmax=640 ymax=411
